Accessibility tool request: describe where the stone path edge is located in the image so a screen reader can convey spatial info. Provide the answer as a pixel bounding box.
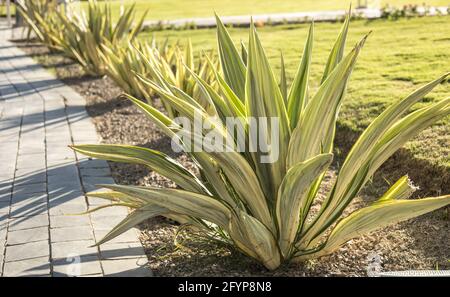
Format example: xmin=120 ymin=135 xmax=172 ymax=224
xmin=0 ymin=23 xmax=152 ymax=277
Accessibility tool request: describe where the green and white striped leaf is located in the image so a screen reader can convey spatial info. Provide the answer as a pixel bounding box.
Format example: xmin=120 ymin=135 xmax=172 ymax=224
xmin=246 ymin=21 xmax=291 ymax=201
xmin=94 ymin=203 xmax=169 ymax=246
xmin=318 ymin=189 xmax=450 ymax=257
xmin=71 ymin=144 xmax=207 ymax=193
xmin=302 ymin=74 xmax=450 ymax=245
xmin=287 ymin=35 xmax=367 ymax=168
xmin=100 ymin=184 xmax=231 ymax=229
xmin=229 ymin=210 xmax=281 ymax=270
xmin=215 ymin=14 xmax=247 ymax=101
xmin=276 ymin=153 xmax=333 ymax=257
xmin=287 ymin=22 xmax=313 ymax=129
xmin=321 ymin=13 xmax=350 ymax=83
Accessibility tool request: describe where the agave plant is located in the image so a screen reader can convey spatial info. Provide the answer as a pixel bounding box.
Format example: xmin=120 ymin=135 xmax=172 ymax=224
xmin=101 ymin=38 xmax=219 ymax=116
xmin=16 ymin=0 xmax=61 ymax=47
xmin=71 ymin=15 xmax=450 ymax=270
xmin=100 ymin=39 xmax=158 ymax=101
xmin=49 ymin=0 xmax=147 ymax=75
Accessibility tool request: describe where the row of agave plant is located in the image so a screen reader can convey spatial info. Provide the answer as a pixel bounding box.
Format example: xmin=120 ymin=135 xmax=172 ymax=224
xmin=21 ymin=1 xmax=450 ymax=270
xmin=17 ymin=0 xmax=219 ymax=111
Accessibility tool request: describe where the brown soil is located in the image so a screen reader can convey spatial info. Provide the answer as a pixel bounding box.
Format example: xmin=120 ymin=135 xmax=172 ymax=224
xmin=17 ymin=41 xmax=449 ymax=276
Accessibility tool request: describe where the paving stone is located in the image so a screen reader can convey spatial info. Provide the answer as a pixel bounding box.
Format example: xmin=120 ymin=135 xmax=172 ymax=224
xmin=50 ymin=225 xmax=94 ymax=242
xmin=20 ymin=137 xmax=45 ymax=146
xmin=53 ymin=255 xmax=102 ymax=277
xmin=46 ymin=137 xmax=73 ymax=146
xmin=0 ymin=183 xmax=13 ymax=195
xmin=90 ymin=207 xmax=129 ymax=230
xmin=47 ymin=152 xmax=76 ymax=161
xmin=102 ymin=258 xmax=152 ymax=277
xmin=45 ymin=127 xmax=71 ymax=136
xmin=18 ymin=146 xmax=46 ymax=155
xmin=47 ymin=164 xmax=78 ymax=177
xmin=0 ymin=134 xmax=19 ymax=143
xmin=13 ymin=183 xmax=47 ymax=195
xmin=47 ymin=157 xmax=76 ymax=167
xmin=88 ymin=196 xmax=112 ymax=206
xmin=99 ymin=242 xmax=145 ymax=260
xmin=70 ymin=121 xmax=95 ymax=131
xmin=46 ymin=138 xmax=73 ymax=148
xmin=82 ymin=176 xmax=115 ymax=184
xmin=1 ymin=167 xmax=16 ymax=178
xmin=78 ymin=158 xmax=109 ymax=169
xmin=45 ymin=126 xmax=70 ymax=135
xmin=50 ymin=214 xmax=90 ymax=228
xmin=0 ymin=166 xmax=16 ymax=177
xmin=91 ymin=206 xmax=129 ymax=217
xmin=90 ymin=215 xmax=128 ymax=230
xmin=14 ymin=171 xmax=46 ymax=185
xmin=11 ymin=192 xmax=47 ymax=205
xmin=48 ymin=146 xmax=73 ymax=154
xmin=0 ymin=135 xmax=20 ymax=145
xmin=72 ymin=130 xmax=98 ymax=143
xmin=10 ymin=199 xmax=48 ymax=218
xmin=80 ymin=167 xmax=111 ymax=177
xmin=5 ymin=240 xmax=50 ymax=262
xmin=65 ymin=105 xmax=86 ymax=115
xmin=47 ymin=184 xmax=83 ymax=195
xmin=7 ymin=226 xmax=49 ymax=245
xmin=21 ymin=115 xmax=44 ymax=125
xmin=48 ymin=189 xmax=84 ymax=202
xmin=8 ymin=214 xmax=49 ymax=231
xmin=83 ymin=183 xmax=101 ymax=193
xmin=15 ymin=165 xmax=45 ymax=174
xmin=0 ymin=191 xmax=11 ymax=203
xmin=0 ymin=245 xmax=4 ymax=274
xmin=0 ymin=201 xmax=9 ymax=214
xmin=0 ymin=225 xmax=6 ymax=241
xmin=82 ymin=177 xmax=115 ymax=193
xmin=49 ymin=200 xmax=87 ymax=216
xmin=48 ymin=172 xmax=80 ymax=185
xmin=93 ymin=228 xmax=139 ymax=245
xmin=85 ymin=193 xmax=115 ymax=207
xmin=16 ymin=154 xmax=46 ymax=169
xmin=3 ymin=256 xmax=51 ymax=277
xmin=0 ymin=34 xmax=152 ymax=277
xmin=0 ymin=219 xmax=7 ymax=232
xmin=51 ymin=240 xmax=98 ymax=259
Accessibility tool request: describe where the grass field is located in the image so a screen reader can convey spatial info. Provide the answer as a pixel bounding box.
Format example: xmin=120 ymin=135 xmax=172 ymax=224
xmin=76 ymin=0 xmax=450 ymax=21
xmin=3 ymin=1 xmax=449 ymax=19
xmin=140 ymin=16 xmax=450 ymax=166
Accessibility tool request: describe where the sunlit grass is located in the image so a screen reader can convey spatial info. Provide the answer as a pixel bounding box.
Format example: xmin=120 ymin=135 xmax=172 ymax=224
xmin=78 ymin=0 xmax=450 ymax=21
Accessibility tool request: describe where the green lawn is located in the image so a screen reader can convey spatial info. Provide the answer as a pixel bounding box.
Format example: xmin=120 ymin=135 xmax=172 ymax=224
xmin=79 ymin=0 xmax=450 ymax=21
xmin=140 ymin=16 xmax=450 ymax=166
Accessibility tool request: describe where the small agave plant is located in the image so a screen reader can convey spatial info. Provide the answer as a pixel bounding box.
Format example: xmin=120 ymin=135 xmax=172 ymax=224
xmin=71 ymin=15 xmax=450 ymax=270
xmin=101 ymin=38 xmax=219 ymax=117
xmin=51 ymin=0 xmax=148 ymax=75
xmin=16 ymin=0 xmax=61 ymax=48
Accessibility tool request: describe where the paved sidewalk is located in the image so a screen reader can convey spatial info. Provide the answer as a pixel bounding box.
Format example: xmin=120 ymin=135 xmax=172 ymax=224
xmin=143 ymin=6 xmax=449 ymax=29
xmin=0 ymin=24 xmax=152 ymax=277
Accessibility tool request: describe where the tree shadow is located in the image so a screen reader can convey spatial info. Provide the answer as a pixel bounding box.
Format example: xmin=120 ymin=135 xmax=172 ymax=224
xmin=11 ymin=246 xmax=152 ymax=277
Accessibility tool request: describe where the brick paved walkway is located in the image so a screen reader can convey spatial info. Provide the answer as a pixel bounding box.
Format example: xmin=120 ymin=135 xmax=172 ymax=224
xmin=0 ymin=24 xmax=152 ymax=277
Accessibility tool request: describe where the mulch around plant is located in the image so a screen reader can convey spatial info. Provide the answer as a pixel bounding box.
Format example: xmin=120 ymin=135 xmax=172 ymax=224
xmin=17 ymin=41 xmax=449 ymax=276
